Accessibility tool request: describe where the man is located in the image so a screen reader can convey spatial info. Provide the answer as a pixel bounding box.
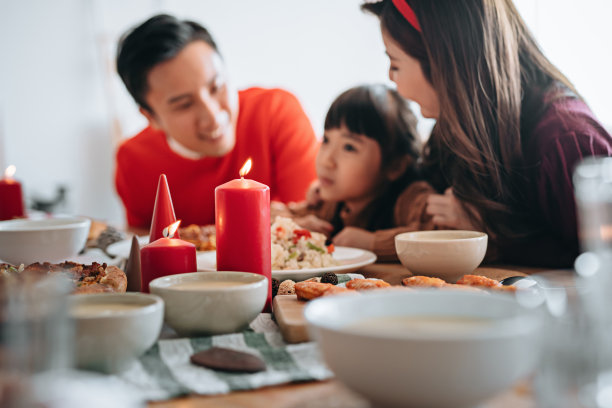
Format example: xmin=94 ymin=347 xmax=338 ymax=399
xmin=115 ymin=14 xmax=318 ymax=228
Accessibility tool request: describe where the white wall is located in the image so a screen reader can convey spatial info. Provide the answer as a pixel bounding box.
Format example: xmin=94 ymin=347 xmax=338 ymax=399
xmin=1 ymin=0 xmax=611 ymax=226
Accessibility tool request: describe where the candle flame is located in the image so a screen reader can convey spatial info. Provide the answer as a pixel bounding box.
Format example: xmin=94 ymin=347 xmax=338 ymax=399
xmin=163 ymin=220 xmax=181 ymax=238
xmin=4 ymin=165 xmax=16 ymax=179
xmin=239 ymin=158 xmax=252 ymax=178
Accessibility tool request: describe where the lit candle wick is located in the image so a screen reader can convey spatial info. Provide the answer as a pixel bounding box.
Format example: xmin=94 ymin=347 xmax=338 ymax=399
xmin=239 ymin=158 xmax=252 ymax=179
xmin=4 ymin=165 xmax=16 ymax=179
xmin=163 ymin=220 xmax=181 ymax=238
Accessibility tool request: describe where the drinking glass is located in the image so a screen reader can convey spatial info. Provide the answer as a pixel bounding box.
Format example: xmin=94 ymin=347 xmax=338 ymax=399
xmin=535 ymin=156 xmax=612 ymax=408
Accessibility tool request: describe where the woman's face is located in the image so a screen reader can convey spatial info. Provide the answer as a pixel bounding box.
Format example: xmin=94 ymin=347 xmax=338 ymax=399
xmin=381 ymin=30 xmax=439 ymax=119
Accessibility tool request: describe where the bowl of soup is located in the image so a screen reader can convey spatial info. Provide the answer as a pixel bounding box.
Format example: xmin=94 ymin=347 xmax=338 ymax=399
xmin=395 ymin=230 xmax=488 ymax=282
xmin=149 ymin=271 xmax=267 ymax=336
xmin=0 ymin=216 xmax=91 ymax=265
xmin=305 ymin=290 xmax=542 ymax=408
xmin=69 ymin=292 xmax=164 ymax=373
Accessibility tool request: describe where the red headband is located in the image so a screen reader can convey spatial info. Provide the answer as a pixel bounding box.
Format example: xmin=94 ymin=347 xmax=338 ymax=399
xmin=391 ymin=0 xmax=422 ymax=32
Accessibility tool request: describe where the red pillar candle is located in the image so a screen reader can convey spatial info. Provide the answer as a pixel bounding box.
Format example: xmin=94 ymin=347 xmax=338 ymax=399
xmin=149 ymin=174 xmax=179 ymax=243
xmin=0 ymin=165 xmax=25 ymax=221
xmin=140 ymin=221 xmax=196 ymax=293
xmin=215 ymin=159 xmax=272 ymax=312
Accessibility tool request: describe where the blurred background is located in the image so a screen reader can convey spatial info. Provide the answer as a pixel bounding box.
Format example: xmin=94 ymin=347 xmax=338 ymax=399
xmin=1 ymin=0 xmax=610 ymax=227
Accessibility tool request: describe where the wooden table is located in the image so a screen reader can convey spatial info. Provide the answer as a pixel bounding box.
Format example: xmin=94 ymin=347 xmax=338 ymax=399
xmin=149 ymin=262 xmax=547 ymax=408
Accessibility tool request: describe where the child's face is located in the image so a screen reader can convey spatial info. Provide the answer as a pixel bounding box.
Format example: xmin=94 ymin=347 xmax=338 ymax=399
xmin=316 ymin=126 xmax=384 ymax=204
xmin=140 ymin=40 xmax=239 ymax=157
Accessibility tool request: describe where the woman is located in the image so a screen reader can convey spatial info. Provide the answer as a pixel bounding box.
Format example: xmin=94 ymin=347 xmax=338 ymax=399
xmin=362 ymin=0 xmax=612 ymax=267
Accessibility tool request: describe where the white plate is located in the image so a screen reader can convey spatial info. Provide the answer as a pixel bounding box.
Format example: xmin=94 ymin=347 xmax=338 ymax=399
xmin=106 ymin=236 xmax=149 ymax=258
xmin=197 ymin=247 xmax=377 ymax=281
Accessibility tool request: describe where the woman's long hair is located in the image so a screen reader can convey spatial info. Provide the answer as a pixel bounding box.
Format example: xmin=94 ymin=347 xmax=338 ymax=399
xmin=363 ymin=0 xmax=579 ymax=239
xmin=324 ymin=84 xmax=421 ymax=231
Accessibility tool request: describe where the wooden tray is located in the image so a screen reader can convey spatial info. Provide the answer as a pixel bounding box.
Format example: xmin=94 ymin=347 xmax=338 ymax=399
xmin=272 ymin=266 xmax=528 ymax=344
xmin=273 ymin=295 xmax=309 ymax=344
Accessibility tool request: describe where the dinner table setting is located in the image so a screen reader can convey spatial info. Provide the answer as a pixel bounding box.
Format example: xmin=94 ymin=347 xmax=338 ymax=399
xmin=2 ymin=159 xmax=612 ymax=408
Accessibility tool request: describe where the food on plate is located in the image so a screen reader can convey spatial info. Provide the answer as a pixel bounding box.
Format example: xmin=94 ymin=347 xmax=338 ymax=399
xmin=271 ymin=278 xmax=281 ymax=297
xmin=271 ymin=216 xmax=338 ymax=270
xmin=179 ymin=224 xmax=216 ymax=251
xmin=277 ymin=279 xmax=296 ymax=295
xmin=402 ymin=274 xmax=516 ymax=292
xmin=346 ymin=278 xmax=391 ymax=291
xmin=320 ymin=271 xmax=338 ymax=285
xmin=295 ymin=281 xmax=336 ymax=300
xmin=456 ymin=274 xmax=517 ymax=292
xmin=0 ymin=262 xmax=127 ymax=294
xmin=294 ymin=280 xmax=359 ymax=300
xmin=402 ymin=276 xmax=448 ymax=288
xmin=321 ymin=285 xmax=354 ymax=297
xmin=190 ymin=346 xmax=266 ymax=373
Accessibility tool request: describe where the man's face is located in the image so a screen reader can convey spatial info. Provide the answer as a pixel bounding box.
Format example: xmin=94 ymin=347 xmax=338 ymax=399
xmin=141 ymin=40 xmax=239 ymax=157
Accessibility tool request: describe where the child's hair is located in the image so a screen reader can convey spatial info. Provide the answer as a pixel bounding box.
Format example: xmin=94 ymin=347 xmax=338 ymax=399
xmin=116 ymin=14 xmax=219 ymax=113
xmin=324 ymin=84 xmax=421 ymax=231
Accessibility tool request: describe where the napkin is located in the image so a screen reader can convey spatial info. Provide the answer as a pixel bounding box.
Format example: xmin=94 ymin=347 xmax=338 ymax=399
xmin=111 ymin=313 xmax=333 ymax=400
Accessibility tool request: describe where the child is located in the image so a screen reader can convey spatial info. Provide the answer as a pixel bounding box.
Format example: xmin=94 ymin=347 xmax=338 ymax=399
xmin=272 ymin=84 xmax=435 ymax=261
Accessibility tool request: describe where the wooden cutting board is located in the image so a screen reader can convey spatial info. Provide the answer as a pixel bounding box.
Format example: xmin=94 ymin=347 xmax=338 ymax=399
xmin=272 ymin=266 xmax=529 ymax=344
xmin=273 ymin=295 xmax=309 ymax=344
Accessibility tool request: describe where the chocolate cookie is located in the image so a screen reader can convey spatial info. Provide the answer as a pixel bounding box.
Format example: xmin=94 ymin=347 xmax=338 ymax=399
xmin=190 ymin=347 xmax=266 ymax=373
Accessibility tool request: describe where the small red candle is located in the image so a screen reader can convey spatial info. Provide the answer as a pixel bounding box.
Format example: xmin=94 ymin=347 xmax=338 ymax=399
xmin=0 ymin=165 xmax=25 ymax=221
xmin=140 ymin=220 xmax=197 ymax=293
xmin=215 ymin=159 xmax=272 ymax=311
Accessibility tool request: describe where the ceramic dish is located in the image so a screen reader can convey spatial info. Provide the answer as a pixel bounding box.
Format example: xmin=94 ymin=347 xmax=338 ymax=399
xmin=196 ymin=246 xmax=377 ymax=281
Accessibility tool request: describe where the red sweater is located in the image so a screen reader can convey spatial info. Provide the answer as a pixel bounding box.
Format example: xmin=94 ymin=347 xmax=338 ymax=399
xmin=115 ymin=88 xmax=318 ymax=228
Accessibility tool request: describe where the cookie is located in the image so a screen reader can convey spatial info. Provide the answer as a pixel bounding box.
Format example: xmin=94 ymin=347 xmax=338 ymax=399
xmin=190 ymin=347 xmax=266 ymax=373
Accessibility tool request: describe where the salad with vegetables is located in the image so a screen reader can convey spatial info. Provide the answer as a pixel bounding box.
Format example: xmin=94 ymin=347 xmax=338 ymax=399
xmin=271 ymin=216 xmax=338 ymax=270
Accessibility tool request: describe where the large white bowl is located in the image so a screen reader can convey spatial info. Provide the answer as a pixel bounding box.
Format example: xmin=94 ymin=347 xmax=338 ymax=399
xmin=305 ymin=290 xmax=542 ymax=408
xmin=0 ymin=217 xmax=91 ymax=265
xmin=395 ymin=230 xmax=488 ymax=282
xmin=69 ymin=292 xmax=164 ymax=373
xmin=149 ymin=271 xmax=267 ymax=336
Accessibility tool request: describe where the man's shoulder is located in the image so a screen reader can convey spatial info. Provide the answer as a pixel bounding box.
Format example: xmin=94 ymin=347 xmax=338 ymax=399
xmin=116 ymin=127 xmax=166 ymax=165
xmin=239 ymin=87 xmax=299 ymax=107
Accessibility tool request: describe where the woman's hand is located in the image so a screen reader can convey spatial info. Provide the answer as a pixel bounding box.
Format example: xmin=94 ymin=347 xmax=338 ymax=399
xmin=426 ymin=188 xmax=481 ymax=230
xmin=332 ymin=226 xmax=375 ymax=251
xmin=294 ymin=214 xmax=333 ymax=235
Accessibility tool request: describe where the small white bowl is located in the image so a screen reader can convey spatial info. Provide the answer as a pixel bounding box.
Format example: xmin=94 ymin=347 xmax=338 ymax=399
xmin=395 ymin=230 xmax=488 ymax=282
xmin=0 ymin=216 xmax=91 ymax=265
xmin=305 ymin=290 xmax=542 ymax=408
xmin=69 ymin=292 xmax=164 ymax=373
xmin=149 ymin=271 xmax=267 ymax=337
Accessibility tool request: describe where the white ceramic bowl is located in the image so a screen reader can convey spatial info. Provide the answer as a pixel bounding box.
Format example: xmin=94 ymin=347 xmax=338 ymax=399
xmin=0 ymin=216 xmax=91 ymax=265
xmin=305 ymin=290 xmax=542 ymax=408
xmin=395 ymin=230 xmax=488 ymax=282
xmin=69 ymin=292 xmax=164 ymax=373
xmin=149 ymin=271 xmax=267 ymax=336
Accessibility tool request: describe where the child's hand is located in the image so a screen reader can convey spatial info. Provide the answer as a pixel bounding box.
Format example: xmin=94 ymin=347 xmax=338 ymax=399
xmin=270 ymin=201 xmax=292 ymax=219
xmin=332 ymin=227 xmax=375 ymax=251
xmin=426 ymin=187 xmax=481 ymax=230
xmin=294 ymin=215 xmax=333 ymax=235
xmin=305 ymin=179 xmax=323 ymax=208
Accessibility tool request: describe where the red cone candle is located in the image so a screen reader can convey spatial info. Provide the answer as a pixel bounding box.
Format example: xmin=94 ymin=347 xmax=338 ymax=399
xmin=149 ymin=174 xmax=179 ymax=243
xmin=0 ymin=165 xmax=25 ymax=221
xmin=215 ymin=159 xmax=272 ymax=311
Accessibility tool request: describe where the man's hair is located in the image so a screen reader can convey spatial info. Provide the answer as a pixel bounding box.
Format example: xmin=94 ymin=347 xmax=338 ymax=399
xmin=116 ymin=14 xmax=219 ymax=112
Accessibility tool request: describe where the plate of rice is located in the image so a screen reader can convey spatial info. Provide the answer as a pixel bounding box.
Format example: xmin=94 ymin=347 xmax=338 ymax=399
xmin=196 ymin=216 xmax=377 ymax=281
